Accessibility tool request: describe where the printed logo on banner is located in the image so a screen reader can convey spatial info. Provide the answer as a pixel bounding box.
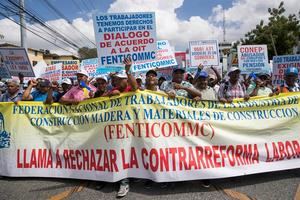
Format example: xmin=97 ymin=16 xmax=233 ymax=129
xmin=93 ymin=12 xmax=157 ymax=66
xmin=0 ymin=112 xmax=10 ymax=149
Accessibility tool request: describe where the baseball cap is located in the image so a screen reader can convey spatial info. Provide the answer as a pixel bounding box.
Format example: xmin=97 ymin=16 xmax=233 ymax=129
xmin=228 ymin=67 xmax=241 ymax=75
xmin=285 ymin=67 xmax=298 ymax=76
xmin=96 ymin=75 xmax=108 ymax=82
xmin=146 ymin=70 xmax=157 ymax=77
xmin=173 ymin=66 xmax=185 ymax=73
xmin=195 ymin=71 xmax=208 ymax=79
xmin=76 ymin=69 xmax=89 ymax=77
xmin=61 ymin=78 xmax=72 ymax=85
xmin=115 ymin=70 xmax=128 ymax=79
xmin=39 ymin=79 xmax=50 ymax=87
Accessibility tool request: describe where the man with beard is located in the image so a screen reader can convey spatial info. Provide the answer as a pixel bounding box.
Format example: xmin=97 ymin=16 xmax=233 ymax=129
xmin=160 ymin=67 xmax=201 ymax=99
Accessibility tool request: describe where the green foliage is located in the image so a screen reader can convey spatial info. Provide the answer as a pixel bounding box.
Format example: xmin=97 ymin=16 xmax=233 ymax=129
xmin=238 ymin=1 xmax=300 ymax=59
xmin=78 ymin=47 xmax=97 ymax=60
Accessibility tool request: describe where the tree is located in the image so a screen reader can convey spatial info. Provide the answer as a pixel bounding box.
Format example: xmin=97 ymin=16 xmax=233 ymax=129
xmin=78 ymin=47 xmax=97 ymax=60
xmin=237 ymin=1 xmax=300 ymax=59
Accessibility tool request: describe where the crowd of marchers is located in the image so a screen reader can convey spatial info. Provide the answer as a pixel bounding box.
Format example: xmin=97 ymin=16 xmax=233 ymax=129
xmin=0 ymin=58 xmax=299 ymax=197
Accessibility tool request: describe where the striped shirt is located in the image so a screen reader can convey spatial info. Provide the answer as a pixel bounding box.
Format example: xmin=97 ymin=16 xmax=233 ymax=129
xmin=218 ymin=81 xmax=246 ymax=99
xmin=0 ymin=91 xmax=23 ymax=102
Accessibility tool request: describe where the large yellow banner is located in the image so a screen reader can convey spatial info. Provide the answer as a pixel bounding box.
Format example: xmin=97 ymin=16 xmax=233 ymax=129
xmin=0 ymin=91 xmax=299 ymax=182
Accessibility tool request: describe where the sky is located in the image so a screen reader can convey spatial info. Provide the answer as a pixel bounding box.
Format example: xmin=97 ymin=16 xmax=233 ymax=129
xmin=0 ymin=0 xmax=298 ymax=55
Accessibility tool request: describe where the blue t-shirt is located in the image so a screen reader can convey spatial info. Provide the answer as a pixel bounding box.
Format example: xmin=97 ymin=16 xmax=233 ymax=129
xmin=31 ymin=91 xmax=59 ymax=102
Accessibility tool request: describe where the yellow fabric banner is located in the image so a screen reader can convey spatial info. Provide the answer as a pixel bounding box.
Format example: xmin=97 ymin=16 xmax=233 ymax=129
xmin=0 ymin=90 xmax=299 ymax=182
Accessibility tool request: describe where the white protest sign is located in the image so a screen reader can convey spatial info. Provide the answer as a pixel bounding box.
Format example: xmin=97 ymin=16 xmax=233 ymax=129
xmin=132 ymin=40 xmax=177 ymax=72
xmin=51 ymin=60 xmax=79 ymax=80
xmin=189 ymin=40 xmax=220 ymax=67
xmin=40 ymin=63 xmax=62 ymax=82
xmin=33 ymin=60 xmax=48 ymax=78
xmin=272 ymin=55 xmax=300 ymax=86
xmin=81 ymin=58 xmax=99 ymax=77
xmin=93 ymin=12 xmax=157 ymax=66
xmin=0 ymin=48 xmax=35 ymax=77
xmin=238 ymin=45 xmax=269 ymax=74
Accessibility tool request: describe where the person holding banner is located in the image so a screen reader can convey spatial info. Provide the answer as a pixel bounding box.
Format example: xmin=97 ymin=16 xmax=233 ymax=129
xmin=160 ymin=67 xmax=201 ymax=98
xmin=0 ymin=79 xmax=23 ymax=103
xmin=59 ymin=70 xmax=96 ymax=104
xmin=145 ymin=70 xmax=160 ymax=91
xmin=107 ymin=57 xmax=138 ymax=98
xmin=246 ymin=73 xmax=273 ymax=97
xmin=56 ymin=78 xmax=73 ymax=101
xmin=278 ymin=67 xmax=300 ymax=93
xmin=193 ymin=71 xmax=217 ymax=101
xmin=94 ymin=75 xmax=109 ymax=98
xmin=218 ymin=67 xmax=250 ymax=103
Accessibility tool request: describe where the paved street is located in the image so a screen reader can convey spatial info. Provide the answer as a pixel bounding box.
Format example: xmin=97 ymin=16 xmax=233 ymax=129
xmin=0 ymin=169 xmax=299 ymax=200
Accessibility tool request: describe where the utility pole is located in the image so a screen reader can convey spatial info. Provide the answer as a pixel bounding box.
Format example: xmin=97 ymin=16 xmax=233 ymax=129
xmin=19 ymin=0 xmax=27 ymax=49
xmin=223 ymin=9 xmax=226 ymax=43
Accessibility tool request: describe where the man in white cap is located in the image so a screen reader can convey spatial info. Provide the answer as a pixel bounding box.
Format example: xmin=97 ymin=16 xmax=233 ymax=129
xmin=56 ymin=78 xmax=73 ymax=101
xmin=218 ymin=67 xmax=249 ymax=103
xmin=59 ymin=69 xmax=96 ymax=104
xmin=108 ymin=57 xmax=138 ymax=97
xmin=94 ymin=75 xmax=109 ymax=98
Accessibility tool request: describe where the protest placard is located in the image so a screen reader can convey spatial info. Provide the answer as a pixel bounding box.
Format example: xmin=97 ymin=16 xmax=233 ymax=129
xmin=272 ymin=54 xmax=300 ymax=85
xmin=39 ymin=63 xmax=62 ymax=82
xmin=237 ymin=45 xmax=269 ymax=74
xmin=51 ymin=60 xmax=79 ymax=80
xmin=93 ymin=12 xmax=157 ymax=66
xmin=0 ymin=48 xmax=35 ymax=77
xmin=0 ymin=91 xmax=299 ymax=182
xmin=189 ymin=40 xmax=220 ymax=67
xmin=81 ymin=58 xmax=99 ymax=77
xmin=0 ymin=55 xmax=11 ymax=79
xmin=175 ymin=52 xmax=186 ymax=68
xmin=132 ymin=40 xmax=177 ymax=72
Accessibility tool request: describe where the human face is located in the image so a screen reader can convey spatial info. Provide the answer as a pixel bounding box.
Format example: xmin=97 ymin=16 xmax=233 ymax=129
xmin=285 ymin=74 xmax=298 ymax=87
xmin=38 ymin=85 xmax=50 ymax=93
xmin=258 ymin=75 xmax=268 ymax=87
xmin=115 ymin=77 xmax=128 ymax=90
xmin=172 ymin=71 xmax=184 ymax=84
xmin=196 ymin=77 xmax=208 ymax=90
xmin=61 ymin=83 xmax=72 ymax=92
xmin=7 ymin=82 xmax=19 ymax=95
xmin=77 ymin=74 xmax=88 ymax=83
xmin=146 ymin=73 xmax=158 ymax=87
xmin=229 ymin=70 xmax=240 ymax=83
xmin=96 ymin=79 xmax=107 ymax=92
xmin=136 ymin=79 xmax=142 ymax=87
